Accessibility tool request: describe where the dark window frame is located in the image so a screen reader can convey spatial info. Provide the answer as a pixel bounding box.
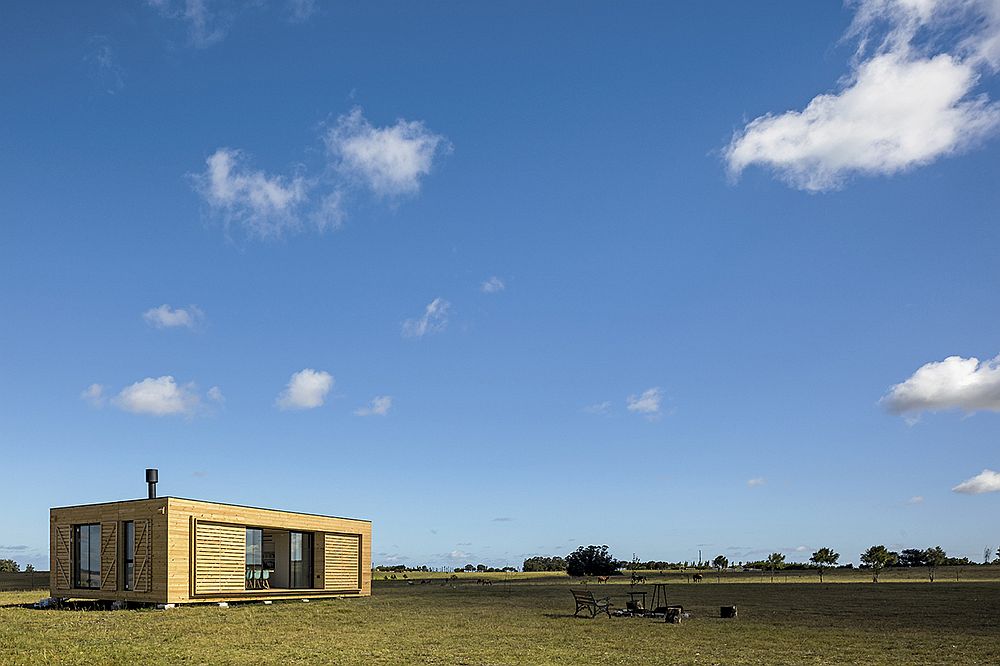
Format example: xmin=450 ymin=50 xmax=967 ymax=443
xmin=73 ymin=523 xmax=101 ymax=589
xmin=122 ymin=521 xmax=135 ymax=591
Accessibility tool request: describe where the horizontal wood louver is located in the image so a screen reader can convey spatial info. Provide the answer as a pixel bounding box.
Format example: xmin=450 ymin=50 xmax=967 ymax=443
xmin=325 ymin=533 xmax=361 ymax=590
xmin=194 ymin=522 xmax=246 ymax=594
xmin=100 ymin=521 xmax=118 ymax=591
xmin=133 ymin=519 xmax=152 ymax=593
xmin=53 ymin=524 xmax=72 ymax=590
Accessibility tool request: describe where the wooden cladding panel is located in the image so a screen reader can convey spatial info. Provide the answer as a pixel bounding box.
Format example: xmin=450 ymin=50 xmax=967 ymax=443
xmin=194 ymin=522 xmax=246 ymax=594
xmin=325 ymin=533 xmax=361 ymax=590
xmin=53 ymin=524 xmax=72 ymax=591
xmin=100 ymin=521 xmax=118 ymax=592
xmin=133 ymin=519 xmax=152 ymax=593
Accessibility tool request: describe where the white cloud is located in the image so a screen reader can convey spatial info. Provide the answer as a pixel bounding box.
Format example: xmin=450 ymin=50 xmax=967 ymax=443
xmin=907 ymin=495 xmax=925 ymax=504
xmin=207 ymin=386 xmax=225 ymax=403
xmin=747 ymin=477 xmax=767 ymax=488
xmin=193 ymin=149 xmax=310 ymax=238
xmin=192 ymin=108 xmax=446 ymax=239
xmin=326 ymin=107 xmax=449 ymax=197
xmin=143 ymin=304 xmax=203 ymax=329
xmin=952 ymin=468 xmax=1000 ymax=494
xmin=480 ymin=276 xmax=505 ymax=294
xmin=114 ymin=376 xmax=201 ymax=416
xmin=626 ymin=387 xmax=663 ymax=419
xmin=725 ymin=0 xmax=1000 ymax=191
xmin=355 ymin=395 xmax=392 ymax=416
xmin=402 ymin=298 xmax=450 ymax=338
xmin=146 ymin=0 xmax=232 ymax=48
xmin=794 ymin=545 xmax=808 ymax=553
xmin=81 ymin=383 xmax=106 ymax=408
xmin=276 ymin=368 xmax=333 ymax=410
xmin=86 ymin=35 xmax=124 ymax=94
xmin=583 ymin=401 xmax=612 ymax=415
xmin=880 ymin=354 xmax=1000 ymax=415
xmin=287 ymin=0 xmax=316 ymax=22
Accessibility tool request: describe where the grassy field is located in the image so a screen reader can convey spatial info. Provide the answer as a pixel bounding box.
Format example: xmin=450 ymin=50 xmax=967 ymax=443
xmin=2 ymin=571 xmax=1000 ymax=664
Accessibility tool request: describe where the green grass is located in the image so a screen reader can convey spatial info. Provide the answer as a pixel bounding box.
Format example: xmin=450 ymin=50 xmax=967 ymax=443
xmin=3 ymin=573 xmax=1000 ymax=664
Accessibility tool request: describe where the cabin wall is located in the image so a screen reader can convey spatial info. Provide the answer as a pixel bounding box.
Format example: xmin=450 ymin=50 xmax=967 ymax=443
xmin=49 ymin=499 xmax=169 ymax=604
xmin=165 ymin=498 xmax=371 ymax=604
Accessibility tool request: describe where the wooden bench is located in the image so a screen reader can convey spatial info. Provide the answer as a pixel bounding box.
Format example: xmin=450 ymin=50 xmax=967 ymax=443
xmin=571 ymin=589 xmax=612 ymax=618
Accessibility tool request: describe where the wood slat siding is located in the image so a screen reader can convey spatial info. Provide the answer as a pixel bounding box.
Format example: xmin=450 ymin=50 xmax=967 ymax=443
xmin=167 ymin=497 xmax=371 ymax=603
xmin=100 ymin=521 xmax=118 ymax=592
xmin=53 ymin=524 xmax=72 ymax=591
xmin=194 ymin=521 xmax=246 ymax=594
xmin=325 ymin=533 xmax=361 ymax=590
xmin=133 ymin=519 xmax=152 ymax=593
xmin=49 ymin=500 xmax=167 ymax=603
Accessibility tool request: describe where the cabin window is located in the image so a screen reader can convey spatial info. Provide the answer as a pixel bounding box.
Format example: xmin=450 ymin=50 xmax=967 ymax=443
xmin=122 ymin=521 xmax=135 ymax=591
xmin=246 ymin=528 xmax=263 ymax=589
xmin=289 ymin=531 xmax=313 ymax=589
xmin=73 ymin=523 xmax=101 ymax=589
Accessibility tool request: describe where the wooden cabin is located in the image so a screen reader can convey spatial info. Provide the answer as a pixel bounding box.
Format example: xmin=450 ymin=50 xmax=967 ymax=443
xmin=49 ymin=476 xmax=371 ymax=605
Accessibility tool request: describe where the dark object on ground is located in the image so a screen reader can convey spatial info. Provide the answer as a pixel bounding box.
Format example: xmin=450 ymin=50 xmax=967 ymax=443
xmin=625 ymin=600 xmax=644 ymax=613
xmin=692 ymin=574 xmax=703 ymax=582
xmin=721 ymin=605 xmax=738 ymax=618
xmin=571 ymin=589 xmax=611 ymax=618
xmin=664 ymin=607 xmax=682 ymax=624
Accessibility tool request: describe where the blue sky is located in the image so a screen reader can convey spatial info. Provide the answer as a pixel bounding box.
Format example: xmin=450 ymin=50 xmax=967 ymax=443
xmin=2 ymin=0 xmax=1000 ymax=571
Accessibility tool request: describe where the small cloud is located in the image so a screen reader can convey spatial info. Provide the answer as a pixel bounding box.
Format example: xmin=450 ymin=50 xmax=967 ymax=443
xmin=794 ymin=545 xmax=808 ymax=553
xmin=143 ymin=304 xmax=204 ymax=329
xmin=907 ymin=495 xmax=924 ymax=505
xmin=114 ymin=376 xmax=200 ymax=416
xmin=276 ymin=369 xmax=333 ymax=410
xmin=326 ymin=107 xmax=450 ymax=197
xmin=86 ymin=35 xmax=124 ymax=94
xmin=355 ymin=395 xmax=392 ymax=417
xmin=492 ymin=517 xmax=513 ymax=522
xmin=747 ymin=477 xmax=766 ymax=488
xmin=81 ymin=383 xmax=106 ymax=408
xmin=207 ymin=386 xmax=225 ymax=403
xmin=626 ymin=387 xmax=662 ymax=419
xmin=146 ymin=0 xmax=234 ymax=48
xmin=0 ymin=545 xmax=30 ymax=552
xmin=480 ymin=276 xmax=505 ymax=294
xmin=881 ymin=354 xmax=1000 ymax=417
xmin=457 ymin=542 xmax=472 ymax=547
xmin=583 ymin=401 xmax=611 ymax=415
xmin=952 ymin=469 xmax=1000 ymax=495
xmin=448 ymin=550 xmax=469 ymax=560
xmin=286 ymin=0 xmax=316 ymax=22
xmin=402 ymin=298 xmax=450 ymax=338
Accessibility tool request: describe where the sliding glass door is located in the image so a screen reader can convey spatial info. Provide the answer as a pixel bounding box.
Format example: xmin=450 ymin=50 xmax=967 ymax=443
xmin=289 ymin=531 xmax=313 ymax=589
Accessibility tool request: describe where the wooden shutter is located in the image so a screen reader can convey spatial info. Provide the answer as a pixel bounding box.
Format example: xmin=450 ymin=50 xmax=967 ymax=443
xmin=324 ymin=533 xmax=361 ymax=590
xmin=133 ymin=519 xmax=152 ymax=593
xmin=194 ymin=522 xmax=246 ymax=594
xmin=100 ymin=521 xmax=118 ymax=591
xmin=53 ymin=524 xmax=72 ymax=590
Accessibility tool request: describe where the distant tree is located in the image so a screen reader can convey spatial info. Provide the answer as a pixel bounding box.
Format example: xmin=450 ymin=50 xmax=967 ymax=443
xmin=521 ymin=556 xmax=566 ymax=572
xmin=985 ymin=547 xmax=993 ymax=565
xmin=0 ymin=559 xmax=19 ymax=573
xmin=566 ymin=545 xmax=617 ymax=577
xmin=464 ymin=564 xmax=475 ymax=571
xmin=24 ymin=563 xmax=35 ymax=573
xmin=712 ymin=555 xmax=728 ymax=582
xmin=899 ymin=549 xmax=926 ymax=568
xmin=860 ymin=545 xmax=897 ymax=583
xmin=924 ymin=546 xmax=947 ymax=582
xmin=810 ymin=547 xmax=839 ymax=583
xmin=476 ymin=564 xmax=487 ymax=572
xmin=765 ymin=553 xmax=785 ymax=583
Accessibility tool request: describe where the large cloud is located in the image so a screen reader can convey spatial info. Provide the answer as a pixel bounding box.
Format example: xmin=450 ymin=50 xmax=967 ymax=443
xmin=113 ymin=376 xmax=202 ymax=416
xmin=725 ymin=0 xmax=1000 ymax=191
xmin=881 ymin=354 xmax=1000 ymax=415
xmin=953 ymin=469 xmax=1000 ymax=494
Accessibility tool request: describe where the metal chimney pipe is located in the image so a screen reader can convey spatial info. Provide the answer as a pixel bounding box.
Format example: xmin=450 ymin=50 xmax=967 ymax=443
xmin=146 ymin=468 xmax=158 ymax=499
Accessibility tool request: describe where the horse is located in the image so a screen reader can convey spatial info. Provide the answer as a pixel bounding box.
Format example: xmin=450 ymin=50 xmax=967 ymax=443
xmin=692 ymin=573 xmax=703 ymax=582
xmin=597 ymin=576 xmax=609 ymax=583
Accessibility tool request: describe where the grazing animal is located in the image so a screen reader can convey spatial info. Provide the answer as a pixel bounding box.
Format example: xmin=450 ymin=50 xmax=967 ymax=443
xmin=597 ymin=576 xmax=609 ymax=584
xmin=631 ymin=574 xmax=647 ymax=585
xmin=693 ymin=574 xmax=703 ymax=582
xmin=482 ymin=580 xmax=493 ymax=586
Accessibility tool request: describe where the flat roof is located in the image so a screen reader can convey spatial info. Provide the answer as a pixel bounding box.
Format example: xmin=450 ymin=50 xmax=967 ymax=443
xmin=50 ymin=496 xmax=371 ymax=523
